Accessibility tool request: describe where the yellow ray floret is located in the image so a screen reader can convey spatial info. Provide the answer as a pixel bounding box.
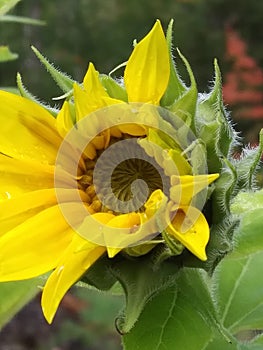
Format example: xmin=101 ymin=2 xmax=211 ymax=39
xmin=124 ymin=20 xmax=170 ymax=104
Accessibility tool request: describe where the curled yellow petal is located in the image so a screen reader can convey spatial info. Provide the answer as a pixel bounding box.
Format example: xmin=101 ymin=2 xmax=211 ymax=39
xmin=124 ymin=20 xmax=170 ymax=104
xmin=170 ymin=174 xmax=219 ymax=205
xmin=165 ymin=205 xmax=209 ymax=261
xmin=106 ymin=213 xmax=141 ymax=257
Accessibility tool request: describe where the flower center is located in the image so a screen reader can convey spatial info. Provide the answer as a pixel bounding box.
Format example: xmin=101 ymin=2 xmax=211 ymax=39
xmin=78 ymin=135 xmax=169 ymax=214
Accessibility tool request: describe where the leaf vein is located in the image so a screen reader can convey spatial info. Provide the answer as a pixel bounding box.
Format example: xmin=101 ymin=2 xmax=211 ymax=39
xmin=155 ymin=290 xmax=177 ymax=350
xmin=221 ymin=256 xmax=252 ymax=324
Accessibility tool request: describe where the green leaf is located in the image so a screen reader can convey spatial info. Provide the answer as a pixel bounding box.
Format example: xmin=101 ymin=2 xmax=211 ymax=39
xmin=111 ymin=255 xmax=179 ymax=334
xmin=123 ymin=268 xmax=231 ymax=350
xmin=31 ymin=46 xmax=75 ymax=93
xmin=213 ymin=251 xmax=263 ymax=334
xmin=0 ymin=14 xmax=45 ymax=25
xmin=0 ymin=45 xmax=18 ymax=62
xmin=0 ymin=0 xmax=20 ymax=16
xmin=230 ymin=190 xmax=263 ymax=257
xmin=0 ymin=278 xmax=41 ymax=328
xmin=249 ymin=333 xmax=263 ymax=345
xmin=160 ymin=19 xmax=187 ymax=107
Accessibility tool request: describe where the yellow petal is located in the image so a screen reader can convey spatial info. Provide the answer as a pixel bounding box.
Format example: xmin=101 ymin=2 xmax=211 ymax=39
xmin=41 ymin=234 xmax=106 ymax=324
xmin=0 ymin=209 xmax=43 ymax=237
xmin=0 ymin=188 xmax=88 ymax=222
xmin=0 ymin=91 xmax=61 ymax=164
xmin=56 ymin=101 xmax=74 ymax=138
xmin=105 ymin=213 xmax=141 ymax=257
xmin=124 ymin=20 xmax=170 ymax=104
xmin=166 ymin=205 xmax=209 ymax=261
xmin=118 ymin=123 xmax=146 ymax=136
xmin=75 ymin=63 xmax=120 ymax=121
xmin=144 ymin=189 xmax=167 ymax=218
xmin=0 ymin=155 xmax=55 ymax=200
xmin=83 ymin=62 xmax=108 ymax=98
xmin=0 ymin=205 xmax=75 ymax=281
xmin=170 ymin=174 xmax=219 ymax=205
xmin=91 ymin=134 xmax=106 ymax=150
xmin=83 ymin=142 xmax=97 ymax=160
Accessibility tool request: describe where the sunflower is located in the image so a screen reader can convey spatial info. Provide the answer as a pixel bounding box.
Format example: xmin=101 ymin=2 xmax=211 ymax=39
xmin=0 ymin=20 xmax=218 ymax=323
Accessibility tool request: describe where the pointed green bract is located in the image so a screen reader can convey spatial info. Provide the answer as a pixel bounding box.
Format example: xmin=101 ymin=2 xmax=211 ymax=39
xmin=31 ymin=46 xmax=75 ymax=93
xmin=212 ymin=159 xmax=237 ymax=221
xmin=160 ymin=20 xmax=186 ymax=107
xmin=16 ymin=73 xmax=58 ymax=116
xmin=169 ymin=49 xmax=197 ymax=132
xmin=196 ymin=60 xmax=236 ymax=173
xmin=100 ymin=74 xmax=128 ymax=102
xmin=234 ymin=129 xmax=263 ymax=190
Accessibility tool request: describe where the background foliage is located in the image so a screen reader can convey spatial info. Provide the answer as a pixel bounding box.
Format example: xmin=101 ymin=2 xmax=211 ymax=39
xmin=1 ymin=0 xmax=262 ymax=142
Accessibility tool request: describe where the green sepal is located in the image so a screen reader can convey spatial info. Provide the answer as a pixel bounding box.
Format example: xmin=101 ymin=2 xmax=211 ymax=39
xmin=160 ymin=19 xmax=187 ymax=107
xmin=187 ymin=139 xmax=207 ymax=175
xmin=100 ymin=74 xmax=128 ymax=102
xmin=212 ymin=158 xmax=237 ymax=222
xmin=0 ymin=45 xmax=18 ymax=62
xmin=16 ymin=72 xmax=58 ymax=117
xmin=110 ymin=255 xmax=179 ymax=334
xmin=168 ymin=49 xmax=197 ymax=132
xmin=196 ymin=60 xmax=236 ymax=173
xmin=31 ymin=46 xmax=75 ymax=93
xmin=162 ymin=229 xmax=184 ymax=256
xmin=234 ymin=129 xmax=263 ymax=190
xmin=204 ymin=218 xmax=237 ymax=274
xmin=147 ymin=127 xmax=181 ymax=151
xmin=124 ymin=241 xmax=160 ymax=257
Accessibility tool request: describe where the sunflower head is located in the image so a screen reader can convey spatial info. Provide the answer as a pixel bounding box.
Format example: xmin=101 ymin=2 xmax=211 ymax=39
xmin=0 ymin=19 xmax=261 ymax=330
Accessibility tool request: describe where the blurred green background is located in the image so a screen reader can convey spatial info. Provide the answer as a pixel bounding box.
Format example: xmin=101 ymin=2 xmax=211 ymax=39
xmin=0 ymin=0 xmax=263 ymax=349
xmin=1 ymin=0 xmax=263 ymax=142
